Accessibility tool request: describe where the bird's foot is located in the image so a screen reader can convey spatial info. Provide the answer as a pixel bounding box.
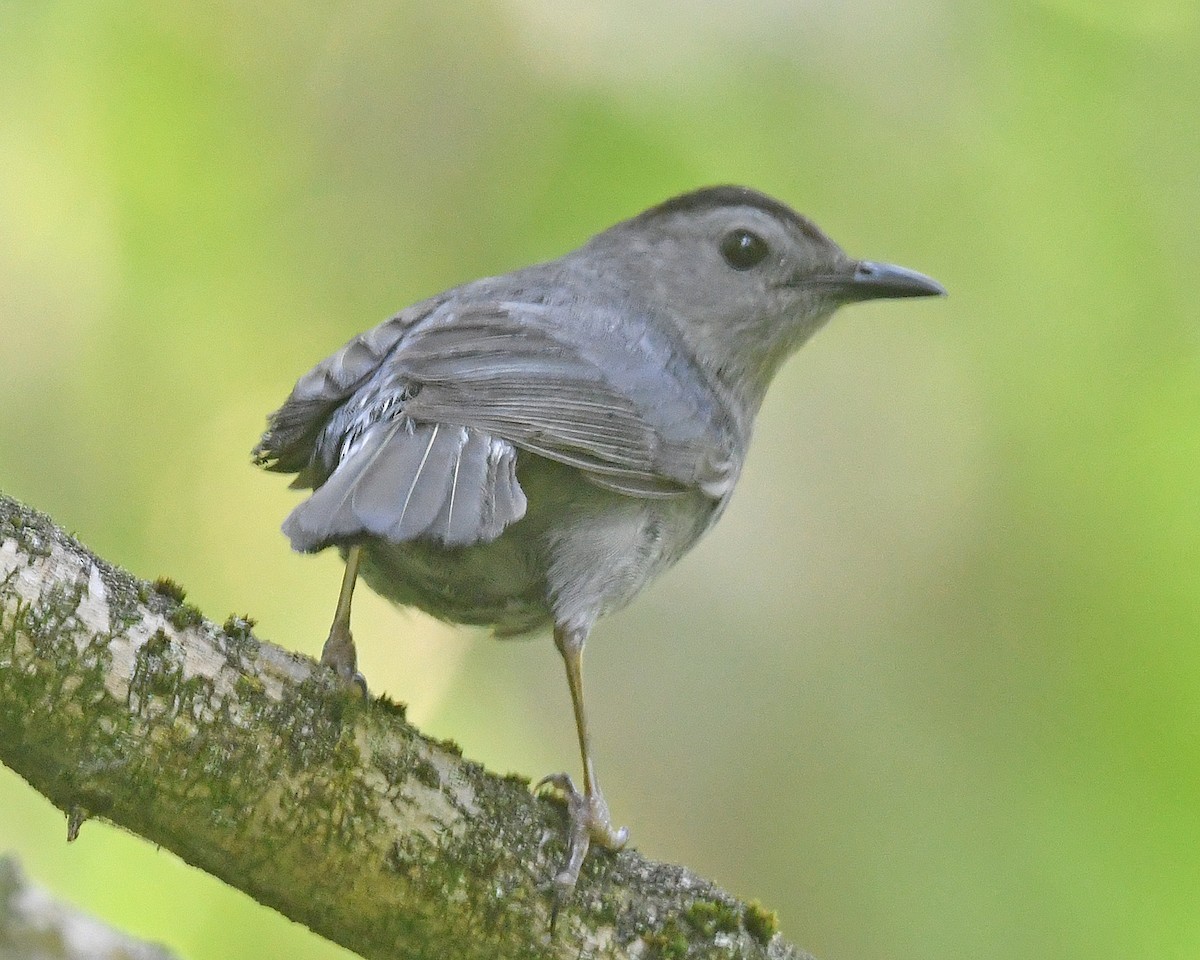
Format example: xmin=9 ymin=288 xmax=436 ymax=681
xmin=320 ymin=620 xmax=368 ymax=696
xmin=536 ymin=772 xmax=628 ymax=930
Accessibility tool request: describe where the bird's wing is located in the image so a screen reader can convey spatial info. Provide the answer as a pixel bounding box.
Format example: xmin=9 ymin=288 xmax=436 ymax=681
xmin=253 ymin=305 xmax=429 ymax=483
xmin=395 ymin=300 xmax=740 ymax=499
xmin=255 ymin=298 xmax=739 ymax=552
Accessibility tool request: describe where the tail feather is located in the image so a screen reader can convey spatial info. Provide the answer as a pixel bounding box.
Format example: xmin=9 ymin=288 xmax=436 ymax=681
xmin=281 ymin=419 xmax=526 ymax=552
xmin=431 ymin=429 xmax=486 ymax=546
xmin=486 ymin=438 xmax=526 ymax=541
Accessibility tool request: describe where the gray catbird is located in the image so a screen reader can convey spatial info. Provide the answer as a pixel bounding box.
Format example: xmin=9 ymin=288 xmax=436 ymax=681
xmin=254 ymin=185 xmax=944 ymax=909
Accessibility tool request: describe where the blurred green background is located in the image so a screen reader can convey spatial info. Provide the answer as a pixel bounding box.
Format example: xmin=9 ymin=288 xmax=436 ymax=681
xmin=2 ymin=1 xmax=1198 ymax=958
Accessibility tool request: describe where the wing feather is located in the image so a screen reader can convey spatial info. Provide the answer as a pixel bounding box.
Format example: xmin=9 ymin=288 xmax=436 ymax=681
xmin=257 ymin=293 xmax=741 ymax=551
xmin=398 ymin=303 xmax=739 ymax=496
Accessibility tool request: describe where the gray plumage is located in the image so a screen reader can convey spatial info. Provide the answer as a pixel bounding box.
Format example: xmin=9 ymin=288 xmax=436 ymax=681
xmin=256 ymin=187 xmax=941 ymax=637
xmin=253 ymin=185 xmax=944 ymax=907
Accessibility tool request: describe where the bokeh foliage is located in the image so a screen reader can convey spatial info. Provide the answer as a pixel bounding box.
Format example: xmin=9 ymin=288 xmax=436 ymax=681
xmin=2 ymin=2 xmax=1198 ymax=959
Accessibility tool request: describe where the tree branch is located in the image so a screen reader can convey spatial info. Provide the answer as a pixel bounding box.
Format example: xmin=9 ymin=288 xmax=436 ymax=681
xmin=0 ymin=492 xmax=812 ymax=960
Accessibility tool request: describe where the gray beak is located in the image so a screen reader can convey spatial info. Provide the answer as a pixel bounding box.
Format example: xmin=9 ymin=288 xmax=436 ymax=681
xmin=844 ymin=260 xmax=946 ymax=300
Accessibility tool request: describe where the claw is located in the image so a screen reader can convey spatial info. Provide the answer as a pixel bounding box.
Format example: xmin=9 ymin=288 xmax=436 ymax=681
xmin=535 ymin=771 xmax=629 ymax=933
xmin=320 ymin=620 xmax=368 ymax=697
xmin=534 ymin=772 xmax=577 ymax=797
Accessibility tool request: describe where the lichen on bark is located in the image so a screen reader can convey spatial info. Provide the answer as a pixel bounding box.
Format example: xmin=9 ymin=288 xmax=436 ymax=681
xmin=0 ymin=492 xmax=812 ymax=960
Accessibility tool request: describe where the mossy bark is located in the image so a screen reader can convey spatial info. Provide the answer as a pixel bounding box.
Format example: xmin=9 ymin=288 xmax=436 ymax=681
xmin=0 ymin=492 xmax=812 ymax=960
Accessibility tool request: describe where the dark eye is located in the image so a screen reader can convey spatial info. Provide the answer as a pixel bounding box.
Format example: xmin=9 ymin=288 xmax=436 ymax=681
xmin=719 ymin=229 xmax=769 ymax=270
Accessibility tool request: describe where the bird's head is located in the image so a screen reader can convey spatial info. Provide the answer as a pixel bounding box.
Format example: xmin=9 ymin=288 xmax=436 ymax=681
xmin=583 ymin=185 xmax=945 ymax=408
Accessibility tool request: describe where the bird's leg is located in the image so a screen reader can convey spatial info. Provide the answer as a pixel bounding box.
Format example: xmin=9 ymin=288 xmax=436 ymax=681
xmin=537 ymin=623 xmax=629 ymax=919
xmin=320 ymin=545 xmax=367 ymax=694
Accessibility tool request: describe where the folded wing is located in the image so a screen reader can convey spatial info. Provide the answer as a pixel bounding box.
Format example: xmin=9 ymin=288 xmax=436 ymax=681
xmin=397 ymin=301 xmax=738 ymax=498
xmin=256 ymin=296 xmax=738 ymax=552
